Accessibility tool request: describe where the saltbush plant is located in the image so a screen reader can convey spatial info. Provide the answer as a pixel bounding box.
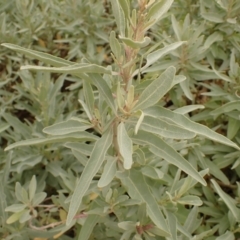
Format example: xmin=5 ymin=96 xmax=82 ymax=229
xmin=1 ymin=0 xmax=240 ymax=239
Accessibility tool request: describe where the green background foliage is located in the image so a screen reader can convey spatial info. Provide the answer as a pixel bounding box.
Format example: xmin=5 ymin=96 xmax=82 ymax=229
xmin=1 ymin=0 xmax=240 ymax=239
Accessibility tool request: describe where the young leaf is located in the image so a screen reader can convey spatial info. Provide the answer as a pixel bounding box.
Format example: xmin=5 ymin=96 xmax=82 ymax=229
xmin=117 ymin=169 xmax=170 ymax=237
xmin=66 ymin=129 xmax=113 ymax=225
xmin=119 ymin=36 xmax=151 ymax=49
xmin=177 ymin=196 xmax=203 ymax=206
xmin=117 ymin=123 xmax=133 ymax=169
xmin=133 ymin=66 xmax=176 ymax=111
xmin=131 ymin=131 xmax=207 ymax=186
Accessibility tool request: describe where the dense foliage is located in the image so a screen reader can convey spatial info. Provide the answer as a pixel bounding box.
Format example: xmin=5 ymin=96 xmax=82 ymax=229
xmin=1 ymin=0 xmax=240 ymax=239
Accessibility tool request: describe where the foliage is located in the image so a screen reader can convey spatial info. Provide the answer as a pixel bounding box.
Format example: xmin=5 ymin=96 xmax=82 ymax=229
xmin=1 ymin=0 xmax=240 ymax=239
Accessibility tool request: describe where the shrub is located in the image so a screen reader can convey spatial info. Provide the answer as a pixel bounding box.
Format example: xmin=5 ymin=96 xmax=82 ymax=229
xmin=1 ymin=0 xmax=240 ymax=239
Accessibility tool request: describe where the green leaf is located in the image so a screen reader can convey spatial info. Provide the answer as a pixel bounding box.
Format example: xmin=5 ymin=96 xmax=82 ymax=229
xmin=110 ymin=31 xmax=122 ymax=61
xmin=119 ymin=36 xmax=151 ymax=49
xmin=98 ymin=158 xmax=117 ymax=188
xmin=133 ymin=66 xmax=176 ymax=111
xmin=144 ymin=106 xmax=240 ymax=150
xmin=21 ymin=63 xmax=111 ymax=75
xmin=205 ymin=159 xmax=229 ymax=185
xmin=227 ymin=117 xmax=240 ymax=140
xmin=141 ymin=166 xmax=164 ymax=180
xmin=117 ymin=123 xmax=133 ymax=169
xmin=118 ymin=0 xmax=130 ymax=20
xmin=145 ymin=0 xmax=174 ymax=30
xmin=6 ymin=211 xmax=22 ymax=224
xmin=166 ymin=211 xmax=177 ymax=240
xmin=77 ymin=214 xmax=100 ymax=240
xmin=130 ymin=115 xmax=196 ymax=139
xmin=143 ymin=42 xmax=186 ymax=70
xmin=183 ymin=206 xmax=201 ymax=234
xmin=86 ymin=73 xmax=117 ymax=114
xmin=173 ymin=105 xmax=205 ymax=114
xmin=204 ymin=32 xmax=223 ymax=49
xmin=32 ymin=192 xmax=47 ymax=206
xmin=66 ymin=129 xmax=113 ymax=225
xmin=1 ymin=43 xmax=72 ymax=67
xmin=177 ymin=196 xmax=203 ymax=206
xmin=216 ymin=231 xmax=235 ymax=240
xmin=43 ymin=119 xmax=92 ymax=135
xmin=211 ymin=179 xmax=240 ymax=222
xmin=0 ymin=123 xmax=10 ymax=133
xmin=19 ymin=209 xmax=31 ymax=223
xmin=28 ymin=176 xmax=37 ymax=202
xmin=5 ymin=132 xmax=98 ymax=151
xmin=117 ymin=169 xmax=170 ymax=237
xmin=5 ymin=204 xmax=26 ymax=213
xmin=211 ymin=101 xmax=240 ymax=117
xmin=131 ymin=131 xmax=206 ymax=186
xmin=110 ymin=0 xmax=125 ymax=36
xmin=83 ymin=80 xmax=95 ymax=119
xmin=64 ymin=142 xmax=93 ymax=156
xmin=15 ymin=182 xmax=29 ymax=204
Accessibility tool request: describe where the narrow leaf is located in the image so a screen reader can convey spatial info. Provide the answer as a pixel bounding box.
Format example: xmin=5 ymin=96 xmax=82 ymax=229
xmin=144 ymin=106 xmax=240 ymax=150
xmin=77 ymin=214 xmax=100 ymax=240
xmin=211 ymin=101 xmax=240 ymax=116
xmin=21 ymin=63 xmax=111 ymax=75
xmin=117 ymin=169 xmax=170 ymax=236
xmin=98 ymin=158 xmax=117 ymax=188
xmin=131 ymin=115 xmax=196 ymax=139
xmin=28 ymin=176 xmax=37 ymax=202
xmin=1 ymin=43 xmax=71 ymax=67
xmin=211 ymin=179 xmax=240 ymax=222
xmin=117 ymin=123 xmax=133 ymax=169
xmin=66 ymin=130 xmax=113 ymax=225
xmin=119 ymin=36 xmax=151 ymax=49
xmin=5 ymin=132 xmax=98 ymax=151
xmin=143 ymin=42 xmax=186 ymax=70
xmin=133 ymin=66 xmax=175 ymax=111
xmin=43 ymin=120 xmax=92 ymax=135
xmin=131 ymin=131 xmax=206 ymax=186
xmin=177 ymin=196 xmax=203 ymax=206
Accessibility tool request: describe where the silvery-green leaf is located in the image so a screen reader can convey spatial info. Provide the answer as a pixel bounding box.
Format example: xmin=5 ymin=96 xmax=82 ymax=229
xmin=211 ymin=179 xmax=240 ymax=222
xmin=117 ymin=169 xmax=170 ymax=236
xmin=133 ymin=67 xmax=175 ymax=111
xmin=5 ymin=132 xmax=98 ymax=151
xmin=131 ymin=131 xmax=206 ymax=186
xmin=117 ymin=123 xmax=133 ymax=169
xmin=177 ymin=196 xmax=203 ymax=206
xmin=77 ymin=214 xmax=100 ymax=240
xmin=144 ymin=106 xmax=240 ymax=150
xmin=43 ymin=119 xmax=92 ymax=135
xmin=98 ymin=158 xmax=117 ymax=188
xmin=66 ymin=129 xmax=113 ymax=225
